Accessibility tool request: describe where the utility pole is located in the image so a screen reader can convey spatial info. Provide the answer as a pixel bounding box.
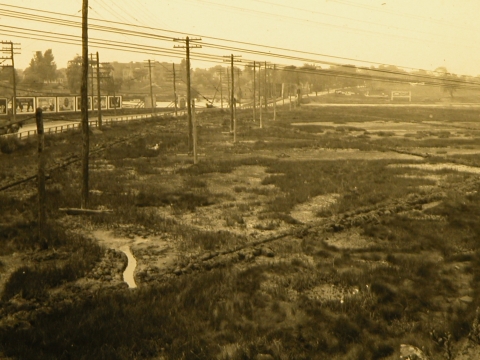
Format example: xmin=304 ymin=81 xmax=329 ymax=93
xmin=253 ymin=61 xmax=256 ymax=121
xmin=145 ymin=59 xmax=155 ymax=113
xmin=223 ymin=54 xmax=241 ymax=133
xmin=1 ymin=41 xmax=20 ymax=123
xmin=216 ymin=68 xmax=224 ymax=109
xmin=96 ymin=52 xmax=102 ymax=128
xmin=90 ymin=53 xmax=94 ymax=102
xmin=264 ymin=61 xmax=268 ymax=112
xmin=35 ymin=108 xmax=46 ymax=240
xmin=192 ymin=99 xmax=198 ymax=164
xmin=258 ymin=62 xmax=262 ymax=128
xmin=173 ymin=63 xmax=178 ymax=116
xmin=81 ymin=0 xmax=89 ymax=209
xmin=174 ymin=36 xmax=202 ymax=152
xmin=273 ymin=64 xmax=276 ymax=121
xmin=245 ymin=61 xmax=257 ymax=121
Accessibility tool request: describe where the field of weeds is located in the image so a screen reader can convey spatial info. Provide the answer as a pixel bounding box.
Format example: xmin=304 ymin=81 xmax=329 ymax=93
xmin=1 ymin=106 xmax=480 ymax=359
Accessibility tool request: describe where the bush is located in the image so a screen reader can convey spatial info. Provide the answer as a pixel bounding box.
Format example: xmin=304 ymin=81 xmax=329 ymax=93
xmin=0 ymin=136 xmax=22 ymax=154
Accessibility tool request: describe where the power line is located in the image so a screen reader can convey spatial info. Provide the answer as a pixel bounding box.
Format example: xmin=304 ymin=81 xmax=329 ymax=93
xmin=0 ymin=2 xmax=475 ymax=80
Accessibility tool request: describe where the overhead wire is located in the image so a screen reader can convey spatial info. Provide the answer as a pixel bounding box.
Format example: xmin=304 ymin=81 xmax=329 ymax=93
xmin=0 ymin=4 xmax=479 ymax=94
xmin=1 ymin=5 xmax=475 ymax=89
xmin=0 ymin=2 xmax=474 ymax=79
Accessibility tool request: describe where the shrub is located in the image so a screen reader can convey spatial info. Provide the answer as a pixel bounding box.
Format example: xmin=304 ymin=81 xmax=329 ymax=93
xmin=0 ymin=136 xmax=22 ymax=154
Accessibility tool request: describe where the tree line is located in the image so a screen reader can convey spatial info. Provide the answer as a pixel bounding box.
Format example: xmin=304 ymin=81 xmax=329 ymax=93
xmin=0 ymin=49 xmax=477 ymax=101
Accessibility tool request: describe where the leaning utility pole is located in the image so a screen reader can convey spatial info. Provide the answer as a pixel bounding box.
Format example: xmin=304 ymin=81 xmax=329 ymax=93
xmin=174 ymin=36 xmax=202 ymax=152
xmin=96 ymin=52 xmax=102 ymax=128
xmin=81 ymin=0 xmax=89 ymax=209
xmin=145 ymin=59 xmax=155 ymax=113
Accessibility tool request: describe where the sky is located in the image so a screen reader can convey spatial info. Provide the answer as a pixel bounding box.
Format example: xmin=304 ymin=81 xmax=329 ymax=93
xmin=1 ymin=0 xmax=480 ymax=76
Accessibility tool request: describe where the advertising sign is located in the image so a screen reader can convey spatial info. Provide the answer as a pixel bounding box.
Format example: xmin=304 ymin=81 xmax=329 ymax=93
xmin=0 ymin=98 xmax=7 ymax=115
xmin=57 ymin=96 xmax=76 ymax=112
xmin=15 ymin=97 xmax=35 ymax=113
xmin=93 ymin=96 xmax=108 ymax=110
xmin=76 ymin=96 xmax=92 ymax=111
xmin=108 ymin=96 xmax=122 ymax=109
xmin=37 ymin=97 xmax=57 ymax=112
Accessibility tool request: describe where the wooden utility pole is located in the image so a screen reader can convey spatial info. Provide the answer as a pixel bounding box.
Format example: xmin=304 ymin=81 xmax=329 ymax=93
xmin=258 ymin=62 xmax=262 ymax=128
xmin=10 ymin=42 xmax=17 ymax=123
xmin=90 ymin=53 xmax=94 ymax=102
xmin=224 ymin=55 xmax=241 ymax=133
xmin=96 ymin=52 xmax=102 ymax=128
xmin=35 ymin=108 xmax=46 ymax=240
xmin=264 ymin=61 xmax=268 ymax=112
xmin=145 ymin=59 xmax=155 ymax=113
xmin=81 ymin=0 xmax=89 ymax=209
xmin=173 ymin=63 xmax=178 ymax=116
xmin=230 ymin=55 xmax=235 ymax=132
xmin=192 ymin=99 xmax=198 ymax=164
xmin=253 ymin=61 xmax=256 ymax=121
xmin=273 ymin=64 xmax=276 ymax=121
xmin=226 ymin=71 xmax=230 ymax=108
xmin=174 ymin=36 xmax=202 ymax=152
xmin=216 ymin=68 xmax=223 ymax=109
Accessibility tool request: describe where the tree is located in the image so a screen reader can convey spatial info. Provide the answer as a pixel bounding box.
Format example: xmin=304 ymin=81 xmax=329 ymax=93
xmin=100 ymin=63 xmax=123 ymax=94
xmin=66 ymin=55 xmax=83 ymax=94
xmin=435 ymin=67 xmax=459 ymax=99
xmin=23 ymin=49 xmax=57 ymax=89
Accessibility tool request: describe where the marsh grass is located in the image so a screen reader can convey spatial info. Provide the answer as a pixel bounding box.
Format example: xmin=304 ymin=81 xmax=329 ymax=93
xmin=1 ymin=228 xmax=102 ymax=301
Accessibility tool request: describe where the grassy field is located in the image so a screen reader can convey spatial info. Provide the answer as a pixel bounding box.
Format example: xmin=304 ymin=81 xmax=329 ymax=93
xmin=1 ymin=106 xmax=480 ymax=359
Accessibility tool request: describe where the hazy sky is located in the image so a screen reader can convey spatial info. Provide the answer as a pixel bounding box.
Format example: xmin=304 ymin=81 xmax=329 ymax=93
xmin=1 ymin=0 xmax=479 ymax=76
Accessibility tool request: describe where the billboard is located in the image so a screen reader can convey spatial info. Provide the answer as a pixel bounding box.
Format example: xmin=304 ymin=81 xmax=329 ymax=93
xmin=93 ymin=96 xmax=108 ymax=110
xmin=37 ymin=97 xmax=57 ymax=112
xmin=57 ymin=96 xmax=76 ymax=112
xmin=76 ymin=96 xmax=92 ymax=111
xmin=108 ymin=96 xmax=122 ymax=109
xmin=0 ymin=98 xmax=6 ymax=115
xmin=15 ymin=97 xmax=35 ymax=113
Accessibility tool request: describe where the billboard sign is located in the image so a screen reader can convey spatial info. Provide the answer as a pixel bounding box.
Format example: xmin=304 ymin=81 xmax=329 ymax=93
xmin=391 ymin=91 xmax=411 ymax=101
xmin=76 ymin=96 xmax=92 ymax=111
xmin=0 ymin=98 xmax=7 ymax=115
xmin=108 ymin=96 xmax=122 ymax=109
xmin=57 ymin=96 xmax=76 ymax=112
xmin=37 ymin=97 xmax=57 ymax=112
xmin=93 ymin=96 xmax=108 ymax=110
xmin=15 ymin=97 xmax=35 ymax=113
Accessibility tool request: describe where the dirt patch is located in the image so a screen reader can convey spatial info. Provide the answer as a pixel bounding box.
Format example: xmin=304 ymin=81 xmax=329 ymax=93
xmin=290 ymin=193 xmax=340 ymax=223
xmin=390 ymin=163 xmax=480 ymax=174
xmin=324 ymin=228 xmax=375 ymax=250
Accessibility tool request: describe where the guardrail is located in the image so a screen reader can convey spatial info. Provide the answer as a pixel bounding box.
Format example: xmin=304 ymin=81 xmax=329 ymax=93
xmin=0 ymin=113 xmax=167 ymax=140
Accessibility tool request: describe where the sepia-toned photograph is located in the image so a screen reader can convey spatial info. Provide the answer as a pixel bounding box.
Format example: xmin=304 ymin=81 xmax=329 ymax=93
xmin=2 ymin=1 xmax=480 ymax=359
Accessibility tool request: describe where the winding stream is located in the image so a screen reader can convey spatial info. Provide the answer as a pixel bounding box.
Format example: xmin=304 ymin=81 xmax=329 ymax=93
xmin=120 ymin=245 xmax=137 ymax=289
